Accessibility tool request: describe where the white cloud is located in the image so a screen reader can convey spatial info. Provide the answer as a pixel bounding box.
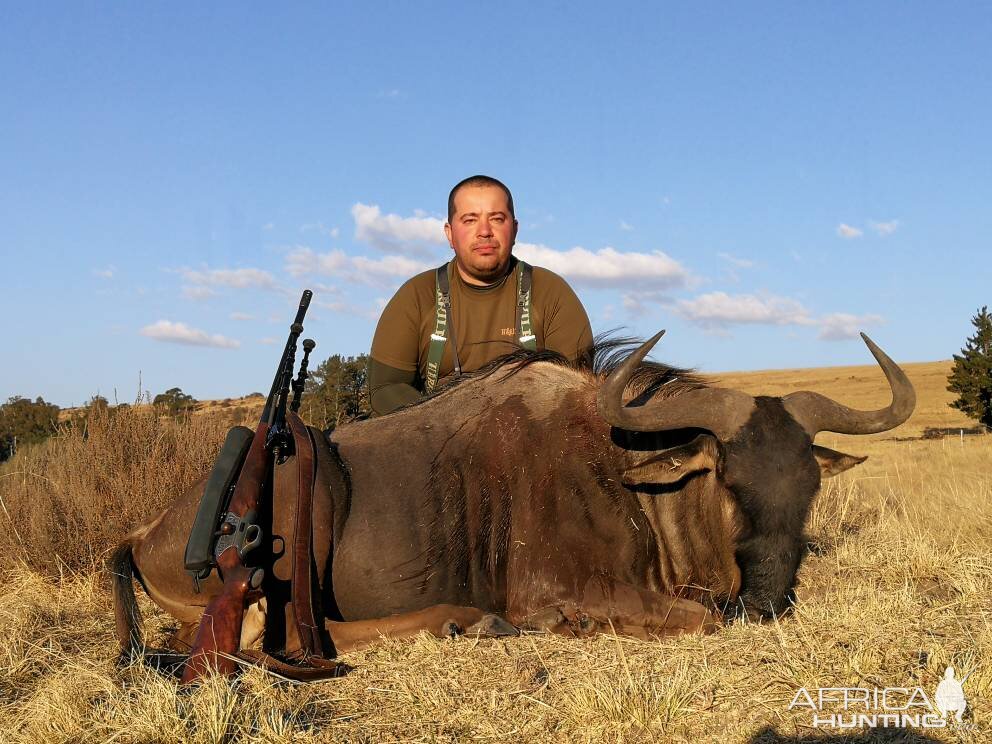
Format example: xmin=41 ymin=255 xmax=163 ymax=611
xmin=92 ymin=265 xmax=115 ymax=279
xmin=284 ymin=247 xmax=348 ymax=276
xmin=836 ymin=223 xmax=863 ymax=239
xmin=717 ymin=252 xmax=754 ymax=269
xmin=351 ymin=253 xmax=429 ymax=278
xmin=314 ymin=298 xmax=381 ymax=320
xmin=140 ymin=320 xmax=240 ymax=349
xmin=181 ymin=267 xmax=281 ymax=291
xmin=619 ymin=220 xmax=634 ymax=232
xmin=869 ymin=219 xmax=899 ymax=236
xmin=229 ymin=312 xmax=254 ymax=321
xmin=284 ymin=246 xmax=429 ymax=287
xmin=351 ymin=203 xmax=446 ymax=255
xmin=675 ymin=292 xmax=816 ymax=329
xmin=515 ymin=243 xmax=690 ymax=289
xmin=262 ymin=222 xmax=275 ymax=231
xmin=622 ymin=290 xmax=674 ymax=318
xmin=818 ymin=312 xmax=884 ymax=341
xmin=181 ymin=285 xmax=216 ymax=301
xmin=300 ymin=221 xmax=339 ymax=239
xmin=258 ymin=337 xmax=277 ymax=345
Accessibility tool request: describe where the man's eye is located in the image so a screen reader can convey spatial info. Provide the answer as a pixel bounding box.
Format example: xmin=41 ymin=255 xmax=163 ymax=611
xmin=492 ymin=216 xmax=504 ymax=223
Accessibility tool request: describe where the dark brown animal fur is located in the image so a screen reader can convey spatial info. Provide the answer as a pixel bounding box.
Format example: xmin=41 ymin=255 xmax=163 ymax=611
xmin=113 ymin=338 xmax=903 ymax=663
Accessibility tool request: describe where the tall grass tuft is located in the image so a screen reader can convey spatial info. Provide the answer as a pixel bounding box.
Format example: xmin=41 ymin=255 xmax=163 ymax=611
xmin=0 ymin=403 xmax=252 ymax=574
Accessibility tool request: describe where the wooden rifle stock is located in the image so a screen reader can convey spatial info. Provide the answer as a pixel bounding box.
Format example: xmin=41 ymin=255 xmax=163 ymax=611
xmin=181 ymin=421 xmax=270 ymax=682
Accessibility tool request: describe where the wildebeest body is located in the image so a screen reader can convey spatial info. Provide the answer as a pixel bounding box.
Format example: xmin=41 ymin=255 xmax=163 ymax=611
xmin=330 ymin=368 xmax=743 ymax=627
xmin=113 ymin=333 xmax=914 ymax=660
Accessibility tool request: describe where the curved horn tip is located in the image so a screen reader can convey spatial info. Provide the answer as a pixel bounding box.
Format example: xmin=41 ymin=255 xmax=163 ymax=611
xmin=632 ymin=329 xmax=666 ymax=363
xmin=859 ymin=332 xmax=895 ymax=364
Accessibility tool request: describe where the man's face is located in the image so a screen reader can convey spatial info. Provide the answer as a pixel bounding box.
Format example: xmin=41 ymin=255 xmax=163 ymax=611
xmin=444 ymin=185 xmax=517 ymax=285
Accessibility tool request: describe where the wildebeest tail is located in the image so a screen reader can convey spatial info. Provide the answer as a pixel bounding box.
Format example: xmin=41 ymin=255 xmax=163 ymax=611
xmin=107 ymin=543 xmax=143 ymax=664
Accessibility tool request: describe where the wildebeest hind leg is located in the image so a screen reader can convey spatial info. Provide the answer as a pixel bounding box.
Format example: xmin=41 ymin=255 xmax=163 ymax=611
xmin=325 ymin=605 xmax=518 ymax=652
xmin=515 ymin=576 xmax=718 ymax=639
xmin=576 ymin=576 xmax=718 ymax=637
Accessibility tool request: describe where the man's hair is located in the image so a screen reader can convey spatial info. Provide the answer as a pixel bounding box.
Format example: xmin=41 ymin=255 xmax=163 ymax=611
xmin=447 ymin=175 xmax=515 ymax=223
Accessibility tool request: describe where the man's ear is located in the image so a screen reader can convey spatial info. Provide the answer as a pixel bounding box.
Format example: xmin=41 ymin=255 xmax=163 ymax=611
xmin=813 ymin=445 xmax=867 ymax=478
xmin=622 ymin=434 xmax=717 ymax=486
xmin=444 ymin=222 xmax=454 ymax=248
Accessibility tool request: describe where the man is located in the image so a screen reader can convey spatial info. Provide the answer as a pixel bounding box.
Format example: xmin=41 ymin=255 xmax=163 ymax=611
xmin=368 ymin=175 xmax=593 ymax=415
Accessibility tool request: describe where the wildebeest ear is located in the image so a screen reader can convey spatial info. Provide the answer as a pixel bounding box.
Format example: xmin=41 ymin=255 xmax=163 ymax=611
xmin=622 ymin=434 xmax=717 ymax=486
xmin=813 ymin=445 xmax=867 ymax=478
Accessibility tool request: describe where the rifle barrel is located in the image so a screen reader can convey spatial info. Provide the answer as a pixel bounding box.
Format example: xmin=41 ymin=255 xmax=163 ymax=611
xmin=260 ymin=290 xmax=312 ymax=426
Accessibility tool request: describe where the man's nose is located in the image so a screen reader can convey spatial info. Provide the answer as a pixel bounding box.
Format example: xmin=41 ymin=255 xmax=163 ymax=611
xmin=476 ymin=218 xmax=493 ymax=237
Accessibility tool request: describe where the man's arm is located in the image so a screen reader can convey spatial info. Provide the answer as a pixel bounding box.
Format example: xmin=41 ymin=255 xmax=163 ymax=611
xmin=538 ymin=270 xmax=594 ymax=362
xmin=368 ymin=275 xmax=429 ymax=416
xmin=368 ymin=358 xmax=421 ymax=416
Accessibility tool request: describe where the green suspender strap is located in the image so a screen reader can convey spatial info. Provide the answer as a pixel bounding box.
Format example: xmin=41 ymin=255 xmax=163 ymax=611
xmin=425 ymin=261 xmax=536 ymax=394
xmin=425 ymin=265 xmax=452 ymax=394
xmin=515 ymin=261 xmax=537 ymax=351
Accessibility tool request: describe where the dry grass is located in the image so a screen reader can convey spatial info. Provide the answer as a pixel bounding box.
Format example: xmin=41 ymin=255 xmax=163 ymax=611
xmin=0 ymin=363 xmax=989 ymax=742
xmin=0 ymin=404 xmax=255 ymax=574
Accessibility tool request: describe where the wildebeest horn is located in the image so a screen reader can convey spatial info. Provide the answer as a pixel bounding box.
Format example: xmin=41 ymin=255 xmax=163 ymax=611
xmin=597 ymin=331 xmax=757 ymax=440
xmin=781 ymin=333 xmax=916 ymax=436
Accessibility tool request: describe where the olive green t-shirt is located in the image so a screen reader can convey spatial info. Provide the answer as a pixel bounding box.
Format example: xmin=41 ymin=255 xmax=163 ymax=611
xmin=369 ymin=258 xmax=593 ymax=414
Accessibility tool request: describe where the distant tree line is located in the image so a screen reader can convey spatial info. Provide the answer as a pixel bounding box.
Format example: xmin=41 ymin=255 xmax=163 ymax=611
xmin=1 ymin=355 xmax=373 ymax=462
xmin=298 ymin=354 xmax=371 ymax=432
xmin=0 ymin=396 xmax=60 ymax=462
xmin=153 ymin=387 xmax=198 ymax=417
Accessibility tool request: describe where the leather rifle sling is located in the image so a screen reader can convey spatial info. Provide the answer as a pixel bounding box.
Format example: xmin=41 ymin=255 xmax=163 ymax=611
xmin=286 ymin=411 xmax=336 ymax=659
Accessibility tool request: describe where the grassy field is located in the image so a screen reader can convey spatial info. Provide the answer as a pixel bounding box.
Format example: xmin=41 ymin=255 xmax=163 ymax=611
xmin=0 ymin=358 xmax=988 ymax=743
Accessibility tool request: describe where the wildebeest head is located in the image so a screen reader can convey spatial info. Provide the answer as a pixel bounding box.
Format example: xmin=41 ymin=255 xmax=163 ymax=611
xmin=597 ymin=331 xmax=915 ymax=620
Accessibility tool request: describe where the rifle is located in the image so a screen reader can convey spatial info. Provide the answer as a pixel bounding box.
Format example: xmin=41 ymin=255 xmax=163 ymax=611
xmin=181 ymin=290 xmax=313 ymax=683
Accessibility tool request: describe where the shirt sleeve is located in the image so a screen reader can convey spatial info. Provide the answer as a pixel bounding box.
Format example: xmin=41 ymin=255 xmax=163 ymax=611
xmin=368 ymin=358 xmax=422 ymax=416
xmin=370 ymin=279 xmax=422 ymax=372
xmin=539 ymin=271 xmax=594 ymax=362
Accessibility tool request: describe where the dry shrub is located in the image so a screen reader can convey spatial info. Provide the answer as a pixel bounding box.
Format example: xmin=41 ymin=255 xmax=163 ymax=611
xmin=0 ymin=404 xmax=249 ymax=574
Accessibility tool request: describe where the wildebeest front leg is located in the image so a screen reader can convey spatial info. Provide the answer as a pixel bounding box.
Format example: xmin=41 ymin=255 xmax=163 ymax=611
xmin=325 ymin=605 xmax=518 ymax=652
xmin=516 ymin=575 xmax=718 ymax=639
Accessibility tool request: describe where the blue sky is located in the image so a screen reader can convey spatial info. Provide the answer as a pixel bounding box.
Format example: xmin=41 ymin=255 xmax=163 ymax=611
xmin=2 ymin=3 xmax=989 ymax=407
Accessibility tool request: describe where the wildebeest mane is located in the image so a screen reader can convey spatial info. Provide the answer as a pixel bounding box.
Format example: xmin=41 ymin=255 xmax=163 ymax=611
xmin=399 ymin=334 xmax=707 ymax=413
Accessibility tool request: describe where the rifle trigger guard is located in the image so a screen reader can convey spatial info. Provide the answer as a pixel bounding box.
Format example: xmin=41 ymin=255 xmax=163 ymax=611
xmin=242 ymin=523 xmax=263 ymax=556
xmin=214 ymin=510 xmax=264 ymax=561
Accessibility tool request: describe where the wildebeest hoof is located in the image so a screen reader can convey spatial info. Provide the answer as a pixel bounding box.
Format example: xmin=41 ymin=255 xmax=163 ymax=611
xmin=465 ymin=614 xmax=519 ymax=638
xmin=576 ymin=615 xmax=599 ymax=634
xmin=522 ymin=607 xmax=569 ymax=632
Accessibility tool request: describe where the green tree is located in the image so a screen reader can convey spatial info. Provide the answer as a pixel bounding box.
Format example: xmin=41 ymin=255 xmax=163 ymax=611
xmin=300 ymin=354 xmax=371 ymax=431
xmin=947 ymin=306 xmax=992 ymax=429
xmin=153 ymin=387 xmax=198 ymax=417
xmin=0 ymin=396 xmax=61 ymax=461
